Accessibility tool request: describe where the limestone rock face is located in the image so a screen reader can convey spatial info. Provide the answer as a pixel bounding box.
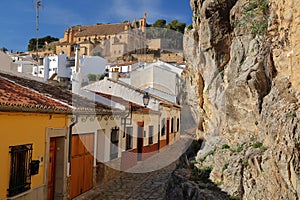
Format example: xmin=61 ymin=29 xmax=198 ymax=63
xmin=184 ymin=0 xmax=300 ymax=199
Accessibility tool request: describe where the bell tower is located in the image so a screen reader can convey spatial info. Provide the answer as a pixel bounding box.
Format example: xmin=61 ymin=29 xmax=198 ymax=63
xmin=139 ymin=12 xmax=147 ymax=32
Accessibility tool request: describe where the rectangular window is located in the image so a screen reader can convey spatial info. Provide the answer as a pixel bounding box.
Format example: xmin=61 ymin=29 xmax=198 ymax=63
xmin=126 ymin=127 xmax=133 ymax=150
xmin=161 ymin=118 xmax=166 ymax=136
xmin=8 ymin=144 xmax=33 ymax=197
xmin=111 ymin=127 xmax=119 ymax=143
xmin=149 ymin=126 xmax=154 ymax=145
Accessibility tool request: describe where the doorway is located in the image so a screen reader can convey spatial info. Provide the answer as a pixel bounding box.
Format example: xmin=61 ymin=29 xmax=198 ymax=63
xmin=137 ymin=122 xmax=144 ymax=161
xmin=166 ymin=119 xmax=170 ymax=145
xmin=47 ymin=137 xmax=65 ymax=200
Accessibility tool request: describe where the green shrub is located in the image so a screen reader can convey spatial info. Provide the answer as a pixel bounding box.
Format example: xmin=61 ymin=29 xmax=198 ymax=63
xmin=222 ymin=163 xmax=229 ymax=172
xmin=286 ymin=112 xmax=297 ymax=118
xmin=198 ymin=150 xmax=215 ymax=162
xmin=221 ymin=144 xmax=230 ymax=149
xmin=252 ymin=142 xmax=263 ymax=148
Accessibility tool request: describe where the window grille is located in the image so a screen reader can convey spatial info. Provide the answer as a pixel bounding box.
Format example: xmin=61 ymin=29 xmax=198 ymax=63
xmin=126 ymin=127 xmax=133 ymax=150
xmin=8 ymin=144 xmax=33 ymax=197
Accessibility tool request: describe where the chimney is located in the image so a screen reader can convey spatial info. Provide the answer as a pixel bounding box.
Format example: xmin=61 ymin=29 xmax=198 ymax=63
xmin=75 ymin=44 xmax=80 ymax=72
xmin=109 ymin=67 xmax=119 ymax=81
xmin=43 ymin=56 xmax=50 ymax=82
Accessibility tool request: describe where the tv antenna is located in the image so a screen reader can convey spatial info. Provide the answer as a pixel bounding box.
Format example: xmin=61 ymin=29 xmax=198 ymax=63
xmin=35 ymin=1 xmax=42 ymax=59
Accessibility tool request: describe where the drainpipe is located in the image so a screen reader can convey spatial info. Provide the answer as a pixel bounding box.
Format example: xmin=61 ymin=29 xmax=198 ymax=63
xmin=68 ymin=115 xmax=78 ymax=176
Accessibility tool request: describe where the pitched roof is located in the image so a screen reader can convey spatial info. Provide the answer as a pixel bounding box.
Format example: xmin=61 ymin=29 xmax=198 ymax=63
xmin=0 ymin=76 xmax=71 ymax=113
xmin=74 ymin=23 xmax=128 ymax=37
xmin=94 ymin=91 xmax=159 ymax=114
xmin=84 ymin=77 xmax=180 ymax=109
xmin=0 ymin=72 xmax=121 ymax=114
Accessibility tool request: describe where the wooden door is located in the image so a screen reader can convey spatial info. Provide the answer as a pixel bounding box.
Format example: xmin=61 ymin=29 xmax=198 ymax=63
xmin=166 ymin=119 xmax=170 ymax=145
xmin=47 ymin=138 xmax=56 ymax=200
xmin=137 ymin=122 xmax=144 ymax=161
xmin=70 ymin=134 xmax=94 ymax=199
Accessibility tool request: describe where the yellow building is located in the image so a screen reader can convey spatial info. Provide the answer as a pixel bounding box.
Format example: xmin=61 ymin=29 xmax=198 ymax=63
xmin=56 ymin=14 xmax=147 ymax=61
xmin=0 ymin=72 xmax=126 ymax=199
xmin=0 ymin=74 xmax=71 ymax=200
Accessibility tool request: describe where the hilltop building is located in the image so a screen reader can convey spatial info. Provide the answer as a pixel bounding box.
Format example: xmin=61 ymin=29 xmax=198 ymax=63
xmin=56 ymin=14 xmax=147 ymax=62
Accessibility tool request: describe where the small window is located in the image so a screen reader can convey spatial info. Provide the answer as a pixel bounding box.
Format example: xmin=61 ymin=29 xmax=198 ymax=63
xmin=177 ymin=118 xmax=180 ymax=132
xmin=149 ymin=126 xmax=154 ymax=145
xmin=8 ymin=144 xmax=33 ymax=197
xmin=111 ymin=127 xmax=119 ymax=143
xmin=126 ymin=127 xmax=133 ymax=150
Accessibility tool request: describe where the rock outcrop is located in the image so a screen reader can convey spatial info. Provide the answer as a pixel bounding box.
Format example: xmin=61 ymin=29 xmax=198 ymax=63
xmin=184 ymin=0 xmax=300 ymax=199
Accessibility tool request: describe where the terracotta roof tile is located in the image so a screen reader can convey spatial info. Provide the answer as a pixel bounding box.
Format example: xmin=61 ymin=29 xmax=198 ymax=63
xmin=0 ymin=76 xmax=70 ymax=113
xmin=75 ymin=23 xmax=127 ymax=37
xmin=0 ymin=72 xmax=119 ymax=113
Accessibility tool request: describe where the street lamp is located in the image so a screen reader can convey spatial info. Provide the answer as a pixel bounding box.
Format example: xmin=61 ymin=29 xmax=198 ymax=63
xmin=143 ymin=92 xmax=150 ymax=107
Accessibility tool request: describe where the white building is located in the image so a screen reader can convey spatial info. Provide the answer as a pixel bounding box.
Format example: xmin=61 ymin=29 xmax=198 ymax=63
xmin=130 ymin=60 xmax=185 ymax=104
xmin=43 ymin=54 xmax=70 ymax=81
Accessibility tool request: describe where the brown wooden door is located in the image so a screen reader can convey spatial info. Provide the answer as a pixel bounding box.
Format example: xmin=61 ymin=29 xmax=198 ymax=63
xmin=166 ymin=119 xmax=170 ymax=145
xmin=47 ymin=138 xmax=56 ymax=200
xmin=70 ymin=134 xmax=94 ymax=199
xmin=137 ymin=122 xmax=144 ymax=161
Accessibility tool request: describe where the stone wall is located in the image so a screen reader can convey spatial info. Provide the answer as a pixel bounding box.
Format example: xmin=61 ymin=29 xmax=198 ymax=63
xmin=184 ymin=0 xmax=300 ymax=199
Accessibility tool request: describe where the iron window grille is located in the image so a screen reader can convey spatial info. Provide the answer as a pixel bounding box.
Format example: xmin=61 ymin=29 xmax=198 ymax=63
xmin=111 ymin=127 xmax=119 ymax=144
xmin=7 ymin=144 xmax=33 ymax=197
xmin=126 ymin=127 xmax=133 ymax=150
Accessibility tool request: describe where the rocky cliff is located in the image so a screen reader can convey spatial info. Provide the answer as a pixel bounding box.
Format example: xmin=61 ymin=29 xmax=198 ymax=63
xmin=183 ymin=0 xmax=300 ymax=199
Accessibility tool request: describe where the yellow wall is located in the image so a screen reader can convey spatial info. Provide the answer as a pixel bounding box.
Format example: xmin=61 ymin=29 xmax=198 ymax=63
xmin=0 ymin=112 xmax=68 ymax=199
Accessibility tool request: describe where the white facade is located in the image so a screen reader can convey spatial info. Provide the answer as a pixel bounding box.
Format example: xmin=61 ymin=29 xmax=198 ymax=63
xmin=130 ymin=60 xmax=185 ymax=104
xmin=43 ymin=54 xmax=71 ymax=81
xmin=84 ymin=77 xmax=159 ymax=112
xmin=78 ymin=56 xmax=106 ymax=83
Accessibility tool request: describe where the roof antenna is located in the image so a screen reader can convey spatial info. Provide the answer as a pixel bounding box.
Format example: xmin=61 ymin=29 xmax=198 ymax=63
xmin=35 ymin=1 xmax=42 ymax=61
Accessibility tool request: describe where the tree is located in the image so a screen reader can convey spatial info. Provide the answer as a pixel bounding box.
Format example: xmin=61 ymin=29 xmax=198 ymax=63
xmin=0 ymin=47 xmax=8 ymax=52
xmin=27 ymin=35 xmax=59 ymax=51
xmin=152 ymin=19 xmax=167 ymax=28
xmin=166 ymin=20 xmax=186 ymax=33
xmin=87 ymin=74 xmax=97 ymax=82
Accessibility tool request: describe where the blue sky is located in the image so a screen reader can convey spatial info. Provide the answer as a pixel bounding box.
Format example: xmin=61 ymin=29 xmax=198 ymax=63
xmin=0 ymin=0 xmax=192 ymax=52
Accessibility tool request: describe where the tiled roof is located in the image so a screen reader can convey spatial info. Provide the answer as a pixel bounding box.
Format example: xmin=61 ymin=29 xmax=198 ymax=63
xmin=0 ymin=76 xmax=71 ymax=113
xmin=75 ymin=23 xmax=127 ymax=37
xmin=0 ymin=72 xmax=120 ymax=114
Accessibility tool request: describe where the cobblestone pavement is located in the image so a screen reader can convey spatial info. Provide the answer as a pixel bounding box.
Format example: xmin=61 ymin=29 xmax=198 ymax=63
xmin=73 ymin=162 xmax=177 ymax=200
xmin=74 ymin=134 xmax=194 ymax=200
